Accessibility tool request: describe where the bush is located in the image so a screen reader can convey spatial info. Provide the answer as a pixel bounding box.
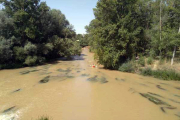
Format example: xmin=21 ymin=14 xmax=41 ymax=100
xmin=159 ymin=58 xmax=165 ymax=65
xmin=118 ymin=61 xmax=136 ymax=73
xmin=138 ymin=56 xmax=145 ymax=66
xmin=24 ymin=56 xmax=38 ymax=66
xmin=140 ymin=67 xmax=153 ymax=76
xmin=140 ymin=68 xmax=180 ymax=81
xmin=147 ymin=57 xmax=153 ymax=65
xmin=24 ymin=42 xmax=37 ymax=55
xmin=0 ymin=37 xmax=13 ymax=63
xmin=14 ymin=47 xmax=26 ymax=62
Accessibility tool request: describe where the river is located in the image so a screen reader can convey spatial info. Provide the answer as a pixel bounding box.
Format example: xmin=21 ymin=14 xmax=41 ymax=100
xmin=0 ymin=47 xmax=180 ymax=120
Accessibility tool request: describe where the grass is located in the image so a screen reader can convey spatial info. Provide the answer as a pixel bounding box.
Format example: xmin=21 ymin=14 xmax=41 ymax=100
xmin=147 ymin=57 xmax=154 ymax=65
xmin=118 ymin=61 xmax=136 ymax=73
xmin=138 ymin=56 xmax=145 ymax=66
xmin=140 ymin=68 xmax=180 ymax=81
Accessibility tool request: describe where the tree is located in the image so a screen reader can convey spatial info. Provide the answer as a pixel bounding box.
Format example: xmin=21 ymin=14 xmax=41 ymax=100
xmin=86 ymin=0 xmax=151 ymax=69
xmin=0 ymin=0 xmax=81 ymax=69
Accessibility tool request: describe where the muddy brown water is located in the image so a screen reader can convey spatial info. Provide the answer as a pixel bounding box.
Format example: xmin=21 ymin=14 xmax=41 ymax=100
xmin=0 ymin=48 xmax=180 ymax=120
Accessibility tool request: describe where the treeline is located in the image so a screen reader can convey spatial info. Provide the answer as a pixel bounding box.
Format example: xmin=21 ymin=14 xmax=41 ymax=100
xmin=86 ymin=0 xmax=180 ymax=69
xmin=0 ymin=0 xmax=81 ymax=69
xmin=76 ymin=34 xmax=89 ymax=47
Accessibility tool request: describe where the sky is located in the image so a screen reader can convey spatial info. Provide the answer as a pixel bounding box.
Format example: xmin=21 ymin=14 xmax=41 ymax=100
xmin=42 ymin=0 xmax=98 ymax=34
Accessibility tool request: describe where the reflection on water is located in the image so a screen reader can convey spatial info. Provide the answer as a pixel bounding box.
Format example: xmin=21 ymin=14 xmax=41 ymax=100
xmin=0 ymin=47 xmax=180 ymax=120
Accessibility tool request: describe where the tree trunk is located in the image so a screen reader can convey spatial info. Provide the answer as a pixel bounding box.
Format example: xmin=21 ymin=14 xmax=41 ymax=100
xmin=160 ymin=0 xmax=162 ymax=42
xmin=159 ymin=0 xmax=162 ymax=56
xmin=171 ymin=46 xmax=176 ymax=66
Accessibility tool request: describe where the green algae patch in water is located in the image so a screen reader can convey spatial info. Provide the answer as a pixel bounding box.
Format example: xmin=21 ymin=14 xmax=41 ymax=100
xmin=160 ymin=106 xmax=177 ymax=113
xmin=66 ymin=76 xmax=75 ymax=79
xmin=12 ymin=89 xmax=21 ymax=93
xmin=156 ymin=85 xmax=167 ymax=91
xmin=115 ymin=78 xmax=125 ymax=82
xmin=175 ymin=87 xmax=180 ymax=90
xmin=175 ymin=114 xmax=180 ymax=118
xmin=140 ymin=93 xmax=170 ymax=106
xmin=174 ymin=94 xmax=180 ymax=98
xmin=36 ymin=116 xmax=50 ymax=120
xmin=100 ymin=77 xmax=108 ymax=84
xmin=148 ymin=92 xmax=164 ymax=98
xmin=20 ymin=69 xmax=40 ymax=75
xmin=81 ymin=74 xmax=90 ymax=77
xmin=87 ymin=76 xmax=108 ymax=84
xmin=169 ymin=99 xmax=180 ymax=104
xmin=2 ymin=106 xmax=16 ymax=113
xmin=39 ymin=76 xmax=50 ymax=84
xmin=87 ymin=75 xmax=98 ymax=82
xmin=57 ymin=68 xmax=71 ymax=73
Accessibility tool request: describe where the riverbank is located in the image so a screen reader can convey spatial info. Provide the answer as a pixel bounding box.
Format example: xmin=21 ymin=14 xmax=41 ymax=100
xmin=117 ymin=56 xmax=180 ymax=81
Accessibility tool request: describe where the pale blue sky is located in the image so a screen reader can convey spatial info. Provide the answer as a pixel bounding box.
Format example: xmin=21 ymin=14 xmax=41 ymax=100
xmin=42 ymin=0 xmax=98 ymax=34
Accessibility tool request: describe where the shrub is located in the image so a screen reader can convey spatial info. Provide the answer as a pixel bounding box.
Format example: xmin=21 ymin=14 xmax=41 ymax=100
xmin=159 ymin=58 xmax=165 ymax=65
xmin=13 ymin=47 xmax=26 ymax=62
xmin=140 ymin=68 xmax=180 ymax=81
xmin=24 ymin=42 xmax=37 ymax=55
xmin=140 ymin=67 xmax=153 ymax=76
xmin=24 ymin=56 xmax=38 ymax=66
xmin=147 ymin=57 xmax=154 ymax=65
xmin=0 ymin=36 xmax=13 ymax=63
xmin=138 ymin=56 xmax=145 ymax=66
xmin=118 ymin=61 xmax=136 ymax=73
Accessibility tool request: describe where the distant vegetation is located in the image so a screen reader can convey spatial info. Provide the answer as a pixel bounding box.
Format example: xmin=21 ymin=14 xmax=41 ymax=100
xmin=86 ymin=0 xmax=180 ymax=69
xmin=0 ymin=0 xmax=81 ymax=69
xmin=140 ymin=68 xmax=180 ymax=81
xmin=76 ymin=34 xmax=89 ymax=47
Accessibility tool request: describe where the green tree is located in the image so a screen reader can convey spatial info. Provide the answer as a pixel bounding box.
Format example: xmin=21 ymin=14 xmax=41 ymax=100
xmin=86 ymin=0 xmax=150 ymax=69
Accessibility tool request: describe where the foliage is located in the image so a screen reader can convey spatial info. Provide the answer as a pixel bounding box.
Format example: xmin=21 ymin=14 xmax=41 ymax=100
xmin=76 ymin=34 xmax=89 ymax=47
xmin=140 ymin=68 xmax=180 ymax=81
xmin=0 ymin=0 xmax=81 ymax=69
xmin=85 ymin=0 xmax=180 ymax=70
xmin=24 ymin=56 xmax=38 ymax=66
xmin=86 ymin=0 xmax=152 ymax=69
xmin=147 ymin=57 xmax=154 ymax=65
xmin=118 ymin=61 xmax=136 ymax=73
xmin=138 ymin=56 xmax=145 ymax=66
xmin=0 ymin=36 xmax=13 ymax=63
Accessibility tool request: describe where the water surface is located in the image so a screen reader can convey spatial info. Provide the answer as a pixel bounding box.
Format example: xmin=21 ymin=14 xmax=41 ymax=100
xmin=0 ymin=48 xmax=180 ymax=120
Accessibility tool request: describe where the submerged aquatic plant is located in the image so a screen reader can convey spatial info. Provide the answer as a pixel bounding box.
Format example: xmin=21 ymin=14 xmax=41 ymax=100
xmin=139 ymin=93 xmax=170 ymax=106
xmin=37 ymin=116 xmax=49 ymax=120
xmin=100 ymin=77 xmax=108 ymax=84
xmin=81 ymin=74 xmax=90 ymax=77
xmin=12 ymin=89 xmax=21 ymax=93
xmin=87 ymin=76 xmax=108 ymax=84
xmin=87 ymin=75 xmax=98 ymax=82
xmin=3 ymin=106 xmax=16 ymax=113
xmin=20 ymin=69 xmax=39 ymax=75
xmin=39 ymin=76 xmax=50 ymax=84
xmin=115 ymin=78 xmax=125 ymax=82
xmin=57 ymin=68 xmax=71 ymax=73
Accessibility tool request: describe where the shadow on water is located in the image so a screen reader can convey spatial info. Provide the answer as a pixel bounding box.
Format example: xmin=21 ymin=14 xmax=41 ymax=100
xmin=56 ymin=54 xmax=85 ymax=61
